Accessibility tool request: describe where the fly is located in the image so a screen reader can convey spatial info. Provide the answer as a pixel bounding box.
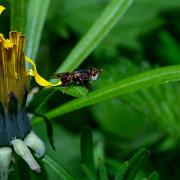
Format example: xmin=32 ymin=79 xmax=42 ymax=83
xmin=53 ymin=68 xmax=102 ymax=89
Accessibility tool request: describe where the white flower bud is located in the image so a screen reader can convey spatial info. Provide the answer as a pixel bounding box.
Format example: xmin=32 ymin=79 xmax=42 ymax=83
xmin=11 ymin=139 xmax=41 ymax=173
xmin=0 ymin=147 xmax=12 ymax=180
xmin=24 ymin=131 xmax=46 ymax=158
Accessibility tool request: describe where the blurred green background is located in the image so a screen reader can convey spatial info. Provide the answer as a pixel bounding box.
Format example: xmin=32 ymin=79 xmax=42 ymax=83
xmin=1 ymin=0 xmax=180 ymax=179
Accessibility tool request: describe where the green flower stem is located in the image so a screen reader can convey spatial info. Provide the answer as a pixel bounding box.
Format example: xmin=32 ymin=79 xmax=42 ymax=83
xmin=32 ymin=65 xmax=180 ymax=125
xmin=10 ymin=0 xmax=27 ymax=33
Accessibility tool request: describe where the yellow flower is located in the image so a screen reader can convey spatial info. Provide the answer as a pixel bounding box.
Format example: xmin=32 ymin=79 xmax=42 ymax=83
xmin=0 ymin=5 xmax=5 ymax=14
xmin=0 ymin=32 xmax=29 ymax=106
xmin=0 ymin=5 xmax=61 ymax=145
xmin=0 ymin=5 xmax=62 ymax=89
xmin=0 ymin=5 xmax=54 ymax=173
xmin=0 ymin=5 xmax=61 ymax=144
xmin=0 ymin=32 xmax=61 ymax=107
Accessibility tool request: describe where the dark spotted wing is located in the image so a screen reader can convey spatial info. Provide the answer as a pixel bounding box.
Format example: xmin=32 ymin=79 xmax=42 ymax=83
xmin=51 ymin=72 xmax=70 ymax=79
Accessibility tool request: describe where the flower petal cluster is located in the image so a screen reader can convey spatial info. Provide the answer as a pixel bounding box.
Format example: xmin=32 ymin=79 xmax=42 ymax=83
xmin=0 ymin=6 xmax=56 ymax=175
xmin=0 ymin=32 xmax=31 ymax=145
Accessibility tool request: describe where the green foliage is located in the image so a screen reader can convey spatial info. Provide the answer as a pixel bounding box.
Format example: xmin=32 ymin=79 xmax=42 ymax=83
xmin=48 ymin=0 xmax=180 ymax=57
xmin=98 ymin=163 xmax=108 ymax=180
xmin=10 ymin=0 xmax=27 ymax=33
xmin=157 ymin=30 xmax=180 ymax=64
xmin=32 ymin=64 xmax=180 ymax=126
xmin=91 ymin=60 xmax=180 ymax=143
xmin=25 ymin=0 xmax=51 ymax=59
xmin=2 ymin=0 xmax=180 ymax=179
xmin=42 ymin=155 xmax=74 ymax=180
xmin=80 ymin=130 xmax=158 ymax=180
xmin=56 ymin=0 xmax=133 ymax=72
xmin=81 ymin=127 xmax=95 ymax=176
xmin=114 ymin=148 xmax=154 ymax=180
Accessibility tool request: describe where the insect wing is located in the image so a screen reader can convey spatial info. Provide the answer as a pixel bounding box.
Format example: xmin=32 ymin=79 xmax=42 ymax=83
xmin=51 ymin=72 xmax=68 ymax=79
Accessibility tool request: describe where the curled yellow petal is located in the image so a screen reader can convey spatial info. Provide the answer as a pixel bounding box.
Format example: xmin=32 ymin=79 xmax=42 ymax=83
xmin=25 ymin=56 xmax=62 ymax=87
xmin=0 ymin=6 xmax=5 ymax=15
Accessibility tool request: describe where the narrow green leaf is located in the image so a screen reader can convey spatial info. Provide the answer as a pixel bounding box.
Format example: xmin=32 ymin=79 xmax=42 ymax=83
xmin=98 ymin=162 xmax=108 ymax=180
xmin=27 ymin=88 xmax=54 ymax=113
xmin=115 ymin=149 xmax=150 ymax=180
xmin=33 ymin=112 xmax=55 ymax=150
xmin=134 ymin=171 xmax=159 ymax=180
xmin=95 ymin=144 xmax=108 ymax=179
xmin=56 ymin=86 xmax=89 ymax=98
xmin=81 ymin=164 xmax=96 ymax=180
xmin=126 ymin=149 xmax=150 ymax=180
xmin=25 ymin=0 xmax=51 ymax=59
xmin=32 ymin=65 xmax=180 ymax=125
xmin=32 ymin=0 xmax=133 ymax=109
xmin=57 ymin=0 xmax=133 ymax=72
xmin=158 ymin=30 xmax=180 ymax=64
xmin=114 ymin=161 xmax=129 ymax=180
xmin=29 ymin=86 xmax=88 ymax=113
xmin=42 ymin=155 xmax=74 ymax=180
xmin=81 ymin=127 xmax=95 ymax=175
xmin=134 ymin=171 xmax=147 ymax=180
xmin=10 ymin=0 xmax=27 ymax=33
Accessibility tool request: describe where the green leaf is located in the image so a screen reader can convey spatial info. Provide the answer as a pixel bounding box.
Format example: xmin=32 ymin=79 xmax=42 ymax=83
xmin=94 ymin=143 xmax=108 ymax=180
xmin=134 ymin=170 xmax=159 ymax=180
xmin=114 ymin=161 xmax=129 ymax=180
xmin=32 ymin=64 xmax=180 ymax=125
xmin=33 ymin=112 xmax=55 ymax=150
xmin=29 ymin=86 xmax=88 ymax=114
xmin=57 ymin=0 xmax=134 ymax=72
xmin=157 ymin=30 xmax=180 ymax=64
xmin=126 ymin=149 xmax=150 ymax=180
xmin=56 ymin=86 xmax=89 ymax=98
xmin=134 ymin=170 xmax=147 ymax=180
xmin=114 ymin=149 xmax=150 ymax=180
xmin=81 ymin=164 xmax=96 ymax=180
xmin=25 ymin=0 xmax=51 ymax=59
xmin=98 ymin=163 xmax=108 ymax=180
xmin=148 ymin=171 xmax=159 ymax=180
xmin=28 ymin=88 xmax=55 ymax=113
xmin=10 ymin=0 xmax=27 ymax=33
xmin=80 ymin=127 xmax=95 ymax=176
xmin=33 ymin=0 xmax=133 ymax=107
xmin=42 ymin=155 xmax=74 ymax=180
xmin=48 ymin=0 xmax=180 ymax=56
xmin=35 ymin=123 xmax=81 ymax=178
xmin=90 ymin=60 xmax=179 ymax=143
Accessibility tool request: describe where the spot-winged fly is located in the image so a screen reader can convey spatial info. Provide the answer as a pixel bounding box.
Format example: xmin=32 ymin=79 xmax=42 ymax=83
xmin=53 ymin=68 xmax=102 ymax=89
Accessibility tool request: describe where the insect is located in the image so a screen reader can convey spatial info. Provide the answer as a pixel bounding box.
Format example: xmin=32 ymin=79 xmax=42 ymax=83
xmin=53 ymin=68 xmax=102 ymax=89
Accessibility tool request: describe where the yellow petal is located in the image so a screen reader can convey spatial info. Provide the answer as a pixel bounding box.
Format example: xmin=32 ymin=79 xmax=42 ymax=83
xmin=25 ymin=56 xmax=62 ymax=87
xmin=0 ymin=6 xmax=5 ymax=15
